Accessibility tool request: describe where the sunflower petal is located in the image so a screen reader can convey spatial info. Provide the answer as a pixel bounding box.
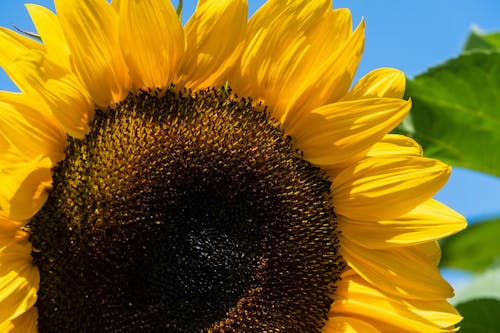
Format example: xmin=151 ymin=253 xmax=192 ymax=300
xmin=25 ymin=4 xmax=70 ymax=69
xmin=0 ymin=228 xmax=38 ymax=325
xmin=55 ymin=0 xmax=130 ymax=105
xmin=233 ymin=0 xmax=333 ymax=118
xmin=0 ymin=92 xmax=66 ymax=164
xmin=415 ymin=241 xmax=443 ymax=267
xmin=3 ymin=51 xmax=93 ymax=138
xmin=284 ymin=19 xmax=365 ymax=120
xmin=0 ymin=157 xmax=52 ymax=221
xmin=322 ymin=315 xmax=382 ymax=333
xmin=1 ymin=28 xmax=91 ymax=136
xmin=332 ymin=156 xmax=451 ymax=221
xmin=111 ymin=0 xmax=121 ymax=12
xmin=0 ymin=216 xmax=24 ymax=239
xmin=287 ymin=98 xmax=411 ymax=168
xmin=177 ymin=0 xmax=247 ymax=90
xmin=332 ymin=271 xmax=462 ymax=332
xmin=0 ymin=307 xmax=38 ymax=333
xmin=0 ymin=28 xmax=44 ymax=91
xmin=289 ymin=8 xmax=353 ymax=87
xmin=119 ymin=0 xmax=184 ymax=89
xmin=342 ymin=68 xmax=406 ymax=100
xmin=340 ymin=199 xmax=466 ymax=248
xmin=366 ymin=134 xmax=423 ymax=158
xmin=0 ymin=27 xmax=44 ymax=57
xmin=341 ymin=238 xmax=454 ymax=300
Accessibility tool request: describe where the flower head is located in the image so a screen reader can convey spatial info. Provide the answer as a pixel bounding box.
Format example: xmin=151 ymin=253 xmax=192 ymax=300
xmin=0 ymin=0 xmax=466 ymax=331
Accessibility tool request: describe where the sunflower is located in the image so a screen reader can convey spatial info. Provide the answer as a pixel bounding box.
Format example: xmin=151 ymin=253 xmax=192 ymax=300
xmin=0 ymin=0 xmax=466 ymax=332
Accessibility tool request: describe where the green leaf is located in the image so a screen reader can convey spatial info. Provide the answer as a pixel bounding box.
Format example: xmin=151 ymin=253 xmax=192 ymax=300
xmin=440 ymin=219 xmax=500 ymax=272
xmin=451 ymin=267 xmax=500 ymax=305
xmin=464 ymin=29 xmax=500 ymax=52
xmin=402 ymin=51 xmax=500 ymax=176
xmin=456 ymin=298 xmax=500 ymax=333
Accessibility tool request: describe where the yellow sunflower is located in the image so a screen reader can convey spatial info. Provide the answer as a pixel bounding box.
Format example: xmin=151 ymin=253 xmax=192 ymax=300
xmin=0 ymin=0 xmax=467 ymax=332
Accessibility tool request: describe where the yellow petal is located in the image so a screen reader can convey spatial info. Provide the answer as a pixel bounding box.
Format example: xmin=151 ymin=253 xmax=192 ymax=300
xmin=0 ymin=28 xmax=44 ymax=90
xmin=284 ymin=19 xmax=365 ymax=121
xmin=366 ymin=134 xmax=423 ymax=158
xmin=332 ymin=156 xmax=451 ymax=221
xmin=0 ymin=230 xmax=38 ymax=324
xmin=340 ymin=199 xmax=466 ymax=248
xmin=341 ymin=68 xmax=406 ymax=100
xmin=232 ymin=0 xmax=335 ymax=119
xmin=341 ymin=238 xmax=454 ymax=300
xmin=25 ymin=4 xmax=70 ymax=69
xmin=0 ymin=214 xmax=31 ymax=251
xmin=0 ymin=92 xmax=66 ymax=164
xmin=332 ymin=271 xmax=462 ymax=332
xmin=111 ymin=0 xmax=121 ymax=12
xmin=119 ymin=0 xmax=184 ymax=89
xmin=0 ymin=157 xmax=52 ymax=221
xmin=0 ymin=26 xmax=91 ymax=135
xmin=288 ymin=8 xmax=353 ymax=91
xmin=0 ymin=216 xmax=25 ymax=240
xmin=55 ymin=0 xmax=130 ymax=105
xmin=177 ymin=0 xmax=247 ymax=91
xmin=4 ymin=51 xmax=93 ymax=138
xmin=286 ymin=98 xmax=411 ymax=168
xmin=0 ymin=307 xmax=38 ymax=333
xmin=322 ymin=315 xmax=382 ymax=333
xmin=415 ymin=241 xmax=443 ymax=267
xmin=0 ymin=27 xmax=44 ymax=56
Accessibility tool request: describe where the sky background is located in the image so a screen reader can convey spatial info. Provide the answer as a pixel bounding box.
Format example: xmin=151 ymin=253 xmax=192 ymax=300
xmin=2 ymin=0 xmax=499 ymax=224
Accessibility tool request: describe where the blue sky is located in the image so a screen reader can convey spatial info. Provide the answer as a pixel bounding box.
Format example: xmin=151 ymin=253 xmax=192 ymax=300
xmin=1 ymin=0 xmax=500 ymax=223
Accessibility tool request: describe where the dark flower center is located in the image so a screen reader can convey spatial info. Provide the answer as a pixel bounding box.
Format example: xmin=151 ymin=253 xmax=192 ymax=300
xmin=29 ymin=88 xmax=343 ymax=332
